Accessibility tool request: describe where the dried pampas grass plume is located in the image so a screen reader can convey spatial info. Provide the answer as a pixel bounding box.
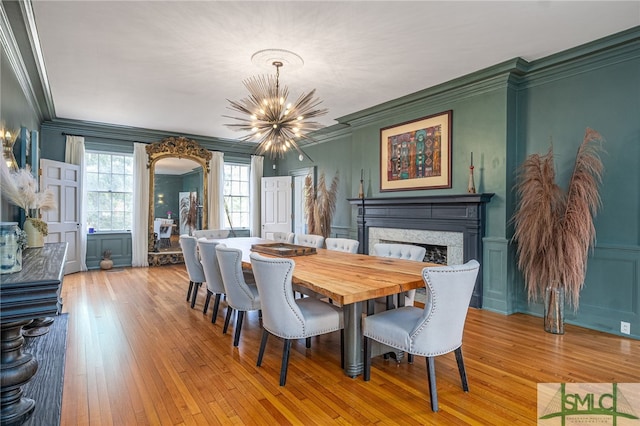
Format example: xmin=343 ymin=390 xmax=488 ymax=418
xmin=1 ymin=160 xmax=56 ymax=214
xmin=512 ymin=128 xmax=605 ymax=310
xmin=304 ymin=171 xmax=339 ymax=239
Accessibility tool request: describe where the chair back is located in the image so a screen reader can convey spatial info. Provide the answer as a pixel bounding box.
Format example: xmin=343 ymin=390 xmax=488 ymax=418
xmin=215 ymin=245 xmax=260 ymax=311
xmin=272 ymin=232 xmax=295 ymax=243
xmin=178 ymin=235 xmax=205 ymax=282
xmin=192 ymin=229 xmax=230 ymax=239
xmin=250 ymin=253 xmax=307 ymax=337
xmin=196 ymin=239 xmax=225 ymax=294
xmin=295 ymin=233 xmax=325 ymax=248
xmin=325 ymin=237 xmax=359 ymax=253
xmin=411 ymin=260 xmax=479 ymax=356
xmin=372 ymin=243 xmax=426 ymax=261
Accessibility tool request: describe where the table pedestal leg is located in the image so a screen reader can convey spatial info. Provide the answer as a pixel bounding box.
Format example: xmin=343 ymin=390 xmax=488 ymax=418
xmin=0 ymin=320 xmax=38 ymax=426
xmin=343 ymin=302 xmax=363 ymax=378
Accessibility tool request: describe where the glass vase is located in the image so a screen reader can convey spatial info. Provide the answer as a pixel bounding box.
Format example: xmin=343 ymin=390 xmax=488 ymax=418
xmin=0 ymin=222 xmax=23 ymax=274
xmin=544 ymin=286 xmax=565 ymax=334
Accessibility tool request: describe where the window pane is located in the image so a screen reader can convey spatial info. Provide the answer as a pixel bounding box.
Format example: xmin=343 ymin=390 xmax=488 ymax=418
xmin=86 ymin=153 xmax=99 ymax=173
xmin=98 ymin=154 xmax=112 ymax=173
xmin=112 ymin=174 xmax=125 ymax=192
xmin=112 ymin=155 xmax=125 ymax=174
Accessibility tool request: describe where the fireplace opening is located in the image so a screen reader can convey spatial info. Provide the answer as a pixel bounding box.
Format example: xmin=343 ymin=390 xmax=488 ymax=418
xmin=379 ymin=240 xmax=448 ymax=265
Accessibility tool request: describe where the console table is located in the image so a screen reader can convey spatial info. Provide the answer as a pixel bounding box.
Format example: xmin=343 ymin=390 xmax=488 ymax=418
xmin=0 ymin=243 xmax=67 ymax=426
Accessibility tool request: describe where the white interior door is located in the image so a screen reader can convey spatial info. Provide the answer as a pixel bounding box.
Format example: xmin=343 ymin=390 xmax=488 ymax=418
xmin=261 ymin=176 xmax=292 ymax=239
xmin=40 ymin=159 xmax=82 ymax=274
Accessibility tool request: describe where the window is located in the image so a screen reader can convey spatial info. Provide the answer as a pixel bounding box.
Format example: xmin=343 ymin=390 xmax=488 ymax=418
xmin=85 ymin=152 xmax=134 ymax=231
xmin=223 ymin=163 xmax=250 ymax=229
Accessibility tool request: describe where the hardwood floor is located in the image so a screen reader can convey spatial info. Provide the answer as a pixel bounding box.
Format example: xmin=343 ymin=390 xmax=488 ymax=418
xmin=59 ymin=265 xmax=639 ymax=425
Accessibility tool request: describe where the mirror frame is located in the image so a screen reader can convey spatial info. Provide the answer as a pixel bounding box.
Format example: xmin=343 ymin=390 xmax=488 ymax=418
xmin=146 ymin=136 xmax=212 ymax=252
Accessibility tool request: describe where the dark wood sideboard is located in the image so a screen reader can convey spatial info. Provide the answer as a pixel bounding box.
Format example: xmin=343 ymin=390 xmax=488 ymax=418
xmin=0 ymin=243 xmax=67 ymax=426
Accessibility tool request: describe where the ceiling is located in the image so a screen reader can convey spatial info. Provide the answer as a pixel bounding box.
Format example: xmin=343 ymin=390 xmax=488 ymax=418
xmin=31 ymin=1 xmax=639 ymax=142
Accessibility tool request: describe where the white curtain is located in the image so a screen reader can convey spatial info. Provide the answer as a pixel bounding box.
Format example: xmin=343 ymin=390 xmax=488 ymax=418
xmin=132 ymin=143 xmax=149 ymax=267
xmin=65 ymin=135 xmax=87 ymax=271
xmin=249 ymin=155 xmax=264 ymax=237
xmin=208 ymin=151 xmax=224 ymax=230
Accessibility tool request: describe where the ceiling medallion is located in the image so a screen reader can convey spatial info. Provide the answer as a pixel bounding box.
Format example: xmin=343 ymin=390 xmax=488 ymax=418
xmin=225 ymin=50 xmax=327 ymax=161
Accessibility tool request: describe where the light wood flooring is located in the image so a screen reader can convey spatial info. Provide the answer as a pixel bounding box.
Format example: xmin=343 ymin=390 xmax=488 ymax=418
xmin=59 ymin=265 xmax=639 ymax=425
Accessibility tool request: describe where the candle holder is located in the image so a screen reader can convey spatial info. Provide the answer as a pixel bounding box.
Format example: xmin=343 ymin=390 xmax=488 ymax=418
xmin=468 ymin=153 xmax=476 ymax=194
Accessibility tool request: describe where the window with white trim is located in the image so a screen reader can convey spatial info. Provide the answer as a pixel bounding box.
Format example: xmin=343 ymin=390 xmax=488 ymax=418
xmin=85 ymin=151 xmax=134 ymax=231
xmin=223 ymin=163 xmax=250 ymax=229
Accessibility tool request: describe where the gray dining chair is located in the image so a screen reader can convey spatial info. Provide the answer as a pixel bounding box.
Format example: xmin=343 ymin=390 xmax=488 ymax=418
xmin=371 ymin=243 xmax=426 ymax=308
xmin=196 ymin=238 xmax=227 ymax=324
xmin=294 ymin=233 xmax=325 ymax=248
xmin=250 ymin=252 xmax=344 ymax=386
xmin=215 ymin=245 xmax=261 ymax=347
xmin=192 ymin=229 xmax=230 ymax=239
xmin=179 ymin=235 xmax=206 ymax=308
xmin=325 ymin=237 xmax=359 ymax=253
xmin=363 ymin=260 xmax=480 ymax=412
xmin=271 ymin=232 xmax=295 ymax=243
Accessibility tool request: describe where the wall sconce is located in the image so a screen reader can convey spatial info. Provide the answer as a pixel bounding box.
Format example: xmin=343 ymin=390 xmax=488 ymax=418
xmin=157 ymin=193 xmax=164 ymax=204
xmin=2 ymin=130 xmax=18 ymax=171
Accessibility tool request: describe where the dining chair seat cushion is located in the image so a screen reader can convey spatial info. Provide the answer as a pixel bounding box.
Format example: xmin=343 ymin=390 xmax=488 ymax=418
xmin=283 ymin=297 xmax=343 ymax=339
xmin=362 ymin=306 xmax=427 ymax=354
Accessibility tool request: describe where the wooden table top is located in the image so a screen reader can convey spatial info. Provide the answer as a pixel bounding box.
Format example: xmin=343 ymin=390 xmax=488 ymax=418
xmin=217 ymin=237 xmax=437 ymax=305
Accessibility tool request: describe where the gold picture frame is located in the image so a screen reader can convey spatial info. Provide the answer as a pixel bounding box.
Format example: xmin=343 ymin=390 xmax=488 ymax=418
xmin=380 ymin=110 xmax=452 ymax=191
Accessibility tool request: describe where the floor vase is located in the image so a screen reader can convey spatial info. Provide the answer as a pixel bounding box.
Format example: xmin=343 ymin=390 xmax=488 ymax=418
xmin=544 ymin=286 xmax=565 ymax=334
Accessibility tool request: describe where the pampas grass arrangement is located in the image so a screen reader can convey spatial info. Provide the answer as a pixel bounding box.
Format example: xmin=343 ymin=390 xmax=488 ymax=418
xmin=180 ymin=192 xmax=199 ymax=235
xmin=1 ymin=161 xmax=56 ymax=235
xmin=512 ymin=128 xmax=605 ymax=317
xmin=304 ymin=171 xmax=339 ymax=239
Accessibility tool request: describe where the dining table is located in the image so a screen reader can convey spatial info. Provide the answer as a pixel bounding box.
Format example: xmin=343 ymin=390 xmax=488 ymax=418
xmin=215 ymin=237 xmax=436 ymax=377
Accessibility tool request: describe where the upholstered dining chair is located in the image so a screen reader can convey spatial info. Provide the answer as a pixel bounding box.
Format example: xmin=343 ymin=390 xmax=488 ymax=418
xmin=325 ymin=237 xmax=359 ymax=253
xmin=294 ymin=233 xmax=325 ymax=248
xmin=371 ymin=243 xmax=426 ymax=308
xmin=179 ymin=235 xmax=206 ymax=308
xmin=250 ymin=252 xmax=344 ymax=386
xmin=271 ymin=232 xmax=295 ymax=243
xmin=363 ymin=260 xmax=480 ymax=412
xmin=196 ymin=239 xmax=227 ymax=324
xmin=215 ymin=245 xmax=261 ymax=347
xmin=192 ymin=229 xmax=230 ymax=239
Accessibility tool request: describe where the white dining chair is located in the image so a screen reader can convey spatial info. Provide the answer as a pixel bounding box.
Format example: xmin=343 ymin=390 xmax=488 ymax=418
xmin=325 ymin=237 xmax=359 ymax=253
xmin=363 ymin=260 xmax=480 ymax=412
xmin=250 ymin=252 xmax=344 ymax=386
xmin=192 ymin=229 xmax=230 ymax=239
xmin=196 ymin=239 xmax=227 ymax=324
xmin=215 ymin=245 xmax=261 ymax=347
xmin=271 ymin=232 xmax=295 ymax=243
xmin=294 ymin=233 xmax=325 ymax=248
xmin=371 ymin=243 xmax=426 ymax=308
xmin=179 ymin=235 xmax=206 ymax=308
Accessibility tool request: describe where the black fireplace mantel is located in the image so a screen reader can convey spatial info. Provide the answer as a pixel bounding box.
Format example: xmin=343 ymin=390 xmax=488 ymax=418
xmin=348 ymin=193 xmax=494 ymax=308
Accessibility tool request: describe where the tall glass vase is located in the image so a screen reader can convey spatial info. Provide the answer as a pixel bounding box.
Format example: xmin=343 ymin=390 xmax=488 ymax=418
xmin=0 ymin=222 xmax=23 ymax=274
xmin=544 ymin=286 xmax=565 ymax=334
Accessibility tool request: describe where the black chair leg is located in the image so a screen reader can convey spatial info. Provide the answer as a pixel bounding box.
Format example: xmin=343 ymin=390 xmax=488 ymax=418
xmin=233 ymin=311 xmax=245 ymax=347
xmin=257 ymin=329 xmax=269 ymax=366
xmin=211 ymin=294 xmax=222 ymax=324
xmin=186 ymin=281 xmax=194 ymax=301
xmin=408 ymin=354 xmax=414 ymax=364
xmin=363 ymin=336 xmax=372 ymax=381
xmin=203 ymin=290 xmax=212 ymax=314
xmin=305 ymin=337 xmax=311 ymax=348
xmin=280 ymin=339 xmax=292 ymax=386
xmin=426 ymin=357 xmax=438 ymax=412
xmin=223 ymin=307 xmax=233 ymax=334
xmin=190 ymin=282 xmax=201 ymax=308
xmin=455 ymin=347 xmax=469 ymax=392
xmin=340 ymin=329 xmax=344 ymax=369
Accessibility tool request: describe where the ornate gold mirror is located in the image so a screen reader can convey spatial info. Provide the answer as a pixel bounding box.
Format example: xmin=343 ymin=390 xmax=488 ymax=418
xmin=147 ymin=136 xmax=211 ymax=252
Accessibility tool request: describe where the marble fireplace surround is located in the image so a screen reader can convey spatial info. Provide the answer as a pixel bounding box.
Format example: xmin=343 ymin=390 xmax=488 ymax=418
xmin=349 ymin=194 xmax=493 ymax=308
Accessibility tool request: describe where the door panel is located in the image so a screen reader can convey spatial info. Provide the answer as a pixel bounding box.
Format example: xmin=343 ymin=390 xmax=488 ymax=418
xmin=261 ymin=176 xmax=292 ymax=239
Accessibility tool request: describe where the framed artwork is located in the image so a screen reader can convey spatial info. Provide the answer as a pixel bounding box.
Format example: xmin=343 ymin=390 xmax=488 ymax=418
xmin=380 ymin=110 xmax=452 ymax=191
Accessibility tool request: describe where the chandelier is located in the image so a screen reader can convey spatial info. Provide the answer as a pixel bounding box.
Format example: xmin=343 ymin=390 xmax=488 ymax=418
xmin=225 ymin=59 xmax=327 ymax=161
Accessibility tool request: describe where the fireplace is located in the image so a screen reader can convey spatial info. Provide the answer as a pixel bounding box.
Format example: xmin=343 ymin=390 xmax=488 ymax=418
xmin=349 ymin=194 xmax=493 ymax=308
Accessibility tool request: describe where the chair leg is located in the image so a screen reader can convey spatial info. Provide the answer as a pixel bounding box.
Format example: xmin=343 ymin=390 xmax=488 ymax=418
xmin=186 ymin=281 xmax=194 ymax=302
xmin=190 ymin=283 xmax=201 ymax=308
xmin=280 ymin=339 xmax=292 ymax=386
xmin=305 ymin=337 xmax=311 ymax=349
xmin=257 ymin=329 xmax=269 ymax=366
xmin=455 ymin=347 xmax=469 ymax=392
xmin=223 ymin=307 xmax=233 ymax=334
xmin=408 ymin=354 xmax=414 ymax=364
xmin=363 ymin=336 xmax=372 ymax=381
xmin=340 ymin=329 xmax=344 ymax=370
xmin=203 ymin=290 xmax=212 ymax=314
xmin=426 ymin=357 xmax=438 ymax=412
xmin=233 ymin=311 xmax=245 ymax=347
xmin=211 ymin=294 xmax=222 ymax=324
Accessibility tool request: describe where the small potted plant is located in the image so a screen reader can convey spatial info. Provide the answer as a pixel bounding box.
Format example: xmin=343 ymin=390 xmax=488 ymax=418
xmin=100 ymin=249 xmax=113 ymax=270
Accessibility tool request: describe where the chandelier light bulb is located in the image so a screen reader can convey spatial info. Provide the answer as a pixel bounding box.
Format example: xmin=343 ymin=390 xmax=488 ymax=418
xmin=297 ymin=116 xmax=304 ymax=121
